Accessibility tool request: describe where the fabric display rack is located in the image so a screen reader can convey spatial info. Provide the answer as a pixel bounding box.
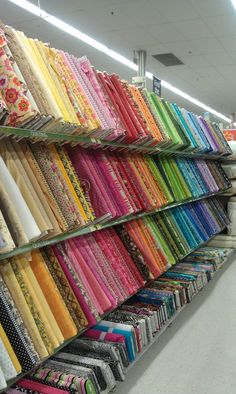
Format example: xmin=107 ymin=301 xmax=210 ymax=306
xmin=0 ymin=22 xmax=234 ymax=394
xmin=207 ymin=129 xmax=236 ymax=249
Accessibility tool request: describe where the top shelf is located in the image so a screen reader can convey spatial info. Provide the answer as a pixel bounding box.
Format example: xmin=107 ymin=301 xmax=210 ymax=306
xmin=0 ymin=126 xmax=231 ymax=159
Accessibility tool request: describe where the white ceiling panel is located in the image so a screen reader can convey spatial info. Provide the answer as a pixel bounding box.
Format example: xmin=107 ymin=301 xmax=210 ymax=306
xmin=173 ymin=20 xmax=214 ymax=40
xmin=145 ymin=23 xmax=185 ymax=43
xmin=180 ymin=55 xmax=211 ymax=67
xmin=215 ymin=64 xmax=236 ymax=79
xmin=218 ymin=36 xmax=236 ymax=51
xmin=204 ymin=15 xmax=236 ymax=37
xmin=189 ymin=37 xmax=225 ymax=54
xmin=163 ymin=40 xmax=200 ymax=57
xmin=204 ymin=51 xmax=234 ymax=66
xmin=149 ymin=0 xmax=200 ymax=22
xmin=189 ymin=0 xmax=233 ymax=18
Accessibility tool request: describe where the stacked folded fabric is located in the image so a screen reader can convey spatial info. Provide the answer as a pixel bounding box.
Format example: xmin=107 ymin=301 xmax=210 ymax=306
xmin=0 ymin=138 xmax=231 ymax=255
xmin=0 ymin=24 xmax=231 ymax=156
xmin=7 ymin=247 xmax=231 ymax=394
xmin=0 ymin=199 xmax=228 ymax=390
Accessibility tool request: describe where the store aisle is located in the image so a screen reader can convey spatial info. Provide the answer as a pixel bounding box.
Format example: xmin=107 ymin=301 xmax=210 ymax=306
xmin=116 ymin=254 xmax=236 ymax=394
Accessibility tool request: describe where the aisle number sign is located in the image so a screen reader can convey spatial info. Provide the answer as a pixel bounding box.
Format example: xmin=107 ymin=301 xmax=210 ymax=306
xmin=153 ymin=76 xmax=161 ymax=96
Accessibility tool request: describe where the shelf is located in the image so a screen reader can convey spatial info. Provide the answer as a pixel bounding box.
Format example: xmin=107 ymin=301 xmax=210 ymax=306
xmin=0 ymin=189 xmax=229 ymax=262
xmin=0 ymin=126 xmax=231 ymax=159
xmin=113 ymin=249 xmax=235 ymax=391
xmin=0 ymin=239 xmax=231 ymax=393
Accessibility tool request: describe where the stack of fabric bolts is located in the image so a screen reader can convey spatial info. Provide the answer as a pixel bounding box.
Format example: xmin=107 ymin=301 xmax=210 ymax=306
xmin=4 ymin=247 xmax=232 ymax=394
xmin=0 ymin=198 xmax=229 ymax=391
xmin=0 ymin=23 xmax=232 ymax=157
xmin=0 ymin=138 xmax=231 ymax=255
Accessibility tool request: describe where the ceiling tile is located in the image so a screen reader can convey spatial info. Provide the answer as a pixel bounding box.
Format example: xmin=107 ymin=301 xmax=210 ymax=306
xmin=204 ymin=15 xmax=236 ymax=37
xmin=171 ymin=68 xmax=200 ymax=84
xmin=204 ymin=51 xmax=234 ymax=66
xmin=180 ymin=55 xmax=211 ymax=67
xmin=218 ymin=36 xmax=236 ymax=51
xmin=173 ymin=19 xmax=214 ymax=39
xmin=214 ymin=64 xmax=236 ymax=78
xmin=164 ymin=40 xmax=200 ymax=57
xmin=145 ymin=43 xmax=171 ymax=56
xmin=189 ymin=38 xmax=225 ymax=54
xmin=189 ymin=0 xmax=233 ymax=17
xmin=122 ymin=1 xmax=169 ymax=25
xmin=145 ymin=23 xmax=185 ymax=43
xmin=194 ymin=66 xmax=221 ymax=78
xmin=229 ymin=51 xmax=236 ymax=63
xmin=148 ymin=0 xmax=200 ymax=22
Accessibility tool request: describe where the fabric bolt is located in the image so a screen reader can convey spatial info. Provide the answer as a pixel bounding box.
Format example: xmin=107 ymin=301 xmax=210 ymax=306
xmin=18 ymin=257 xmax=62 ymax=349
xmin=15 ymin=143 xmax=59 ymax=237
xmin=61 ymin=239 xmax=104 ymax=316
xmin=56 ymin=145 xmax=95 ymax=222
xmin=0 ymin=140 xmax=51 ymax=237
xmin=0 ymin=275 xmax=39 ymax=371
xmin=10 ymin=140 xmax=54 ymax=234
xmin=0 ymin=324 xmax=22 ymax=374
xmin=43 ymin=247 xmax=88 ymax=330
xmin=30 ymin=250 xmax=78 ymax=340
xmin=67 ymin=238 xmax=112 ymax=315
xmin=0 ymin=337 xmax=17 ymax=381
xmin=0 ymin=210 xmax=15 ymax=253
xmin=0 ymin=366 xmax=6 ymax=391
xmin=10 ymin=257 xmax=54 ymax=355
xmin=52 ymin=243 xmax=99 ymax=326
xmin=82 ymin=233 xmax=122 ymax=303
xmin=0 ymin=275 xmax=39 ymax=364
xmin=17 ymin=379 xmax=70 ymax=394
xmin=21 ymin=142 xmax=66 ymax=233
xmin=0 ymin=156 xmax=41 ymax=242
xmin=0 ymin=261 xmax=49 ymax=360
xmin=48 ymin=144 xmax=86 ymax=226
xmin=0 ymin=28 xmax=36 ymax=126
xmin=0 ymin=178 xmax=29 ymax=247
xmin=72 ymin=236 xmax=116 ymax=311
xmin=30 ymin=143 xmax=78 ymax=229
xmin=30 ymin=366 xmax=96 ymax=394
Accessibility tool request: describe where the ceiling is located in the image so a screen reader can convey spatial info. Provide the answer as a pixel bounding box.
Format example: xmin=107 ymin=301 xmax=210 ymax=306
xmin=1 ymin=0 xmax=236 ymax=118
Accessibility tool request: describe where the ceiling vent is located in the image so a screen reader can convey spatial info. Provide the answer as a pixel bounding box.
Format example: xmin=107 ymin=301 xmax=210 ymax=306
xmin=152 ymin=53 xmax=184 ymax=67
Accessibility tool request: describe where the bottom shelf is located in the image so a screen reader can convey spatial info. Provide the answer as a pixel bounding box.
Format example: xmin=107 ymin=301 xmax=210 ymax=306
xmin=113 ymin=249 xmax=235 ymax=392
xmin=1 ymin=239 xmax=231 ymax=394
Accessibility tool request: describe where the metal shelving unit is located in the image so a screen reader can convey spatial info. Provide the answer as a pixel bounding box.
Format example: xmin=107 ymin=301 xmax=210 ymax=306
xmin=0 ymin=126 xmax=231 ymax=159
xmin=0 ymin=189 xmax=229 ymax=262
xmin=1 ymin=244 xmax=233 ymax=394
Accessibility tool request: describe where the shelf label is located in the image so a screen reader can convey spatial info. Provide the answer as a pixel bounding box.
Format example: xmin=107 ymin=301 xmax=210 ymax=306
xmin=30 ymin=130 xmax=47 ymax=138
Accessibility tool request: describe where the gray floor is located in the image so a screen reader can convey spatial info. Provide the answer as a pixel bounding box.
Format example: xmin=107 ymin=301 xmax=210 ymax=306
xmin=116 ymin=255 xmax=236 ymax=394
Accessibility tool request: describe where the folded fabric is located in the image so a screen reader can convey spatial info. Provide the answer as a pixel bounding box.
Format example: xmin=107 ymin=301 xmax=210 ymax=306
xmin=207 ymin=234 xmax=236 ymax=248
xmin=222 ymin=163 xmax=236 ymax=179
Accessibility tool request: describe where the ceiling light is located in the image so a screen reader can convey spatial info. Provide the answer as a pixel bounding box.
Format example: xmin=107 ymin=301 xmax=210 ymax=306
xmin=231 ymin=0 xmax=236 ymax=10
xmin=7 ymin=0 xmax=231 ymax=123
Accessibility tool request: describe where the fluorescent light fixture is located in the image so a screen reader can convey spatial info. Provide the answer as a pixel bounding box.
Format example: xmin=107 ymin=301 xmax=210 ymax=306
xmin=8 ymin=0 xmax=231 ymax=123
xmin=231 ymin=0 xmax=236 ymax=10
